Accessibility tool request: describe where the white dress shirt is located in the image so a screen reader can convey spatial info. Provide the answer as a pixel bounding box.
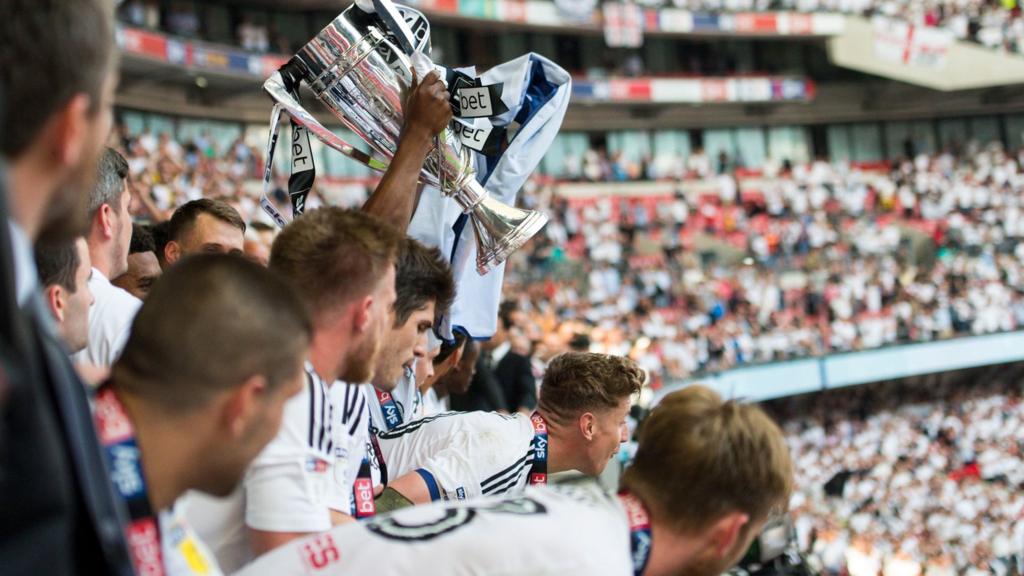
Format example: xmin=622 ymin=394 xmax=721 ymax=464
xmin=72 ymin=268 xmax=142 ymax=367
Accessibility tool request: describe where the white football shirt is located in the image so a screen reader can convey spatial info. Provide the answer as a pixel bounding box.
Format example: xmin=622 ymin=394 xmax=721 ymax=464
xmin=326 ymin=381 xmax=373 ymax=516
xmin=376 ymin=411 xmax=538 ymax=501
xmin=234 ymin=482 xmax=635 ymax=576
xmin=419 ymin=387 xmax=446 ymax=418
xmin=72 ymin=268 xmax=142 ymax=367
xmin=367 ymin=368 xmax=419 ymax=432
xmin=188 ymin=362 xmax=335 ymax=573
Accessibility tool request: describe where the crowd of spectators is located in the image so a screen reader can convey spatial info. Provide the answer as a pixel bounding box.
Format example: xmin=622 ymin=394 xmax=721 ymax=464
xmin=117 ymin=0 xmax=1024 ymax=60
xmin=767 ymin=369 xmax=1024 ymax=574
xmin=117 ymin=0 xmax=290 ymax=53
xmin=650 ymin=0 xmax=1024 ymax=54
xmin=112 ymin=119 xmax=1024 ymax=386
xmin=505 ymin=139 xmax=1024 ymax=385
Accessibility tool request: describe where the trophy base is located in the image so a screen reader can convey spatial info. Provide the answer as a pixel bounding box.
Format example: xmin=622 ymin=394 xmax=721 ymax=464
xmin=474 ymin=208 xmax=550 ymax=276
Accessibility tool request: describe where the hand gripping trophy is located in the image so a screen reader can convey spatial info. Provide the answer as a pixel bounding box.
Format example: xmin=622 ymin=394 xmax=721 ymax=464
xmin=260 ymin=0 xmax=562 ymax=275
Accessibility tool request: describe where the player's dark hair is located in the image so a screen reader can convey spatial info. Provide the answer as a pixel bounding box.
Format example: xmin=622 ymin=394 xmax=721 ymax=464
xmin=168 ymin=198 xmax=246 ymax=243
xmin=35 ymin=240 xmax=81 ymax=292
xmin=151 ymin=220 xmax=171 ymax=266
xmin=129 ymin=224 xmax=156 ymax=255
xmin=393 ymin=237 xmax=455 ymax=328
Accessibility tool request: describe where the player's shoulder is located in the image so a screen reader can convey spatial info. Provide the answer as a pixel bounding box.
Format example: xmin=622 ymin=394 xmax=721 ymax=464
xmin=254 ymin=365 xmax=330 ymax=460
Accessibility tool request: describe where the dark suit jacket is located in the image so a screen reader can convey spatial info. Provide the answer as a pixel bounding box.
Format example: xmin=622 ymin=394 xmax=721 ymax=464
xmin=449 ymin=353 xmax=508 ymax=413
xmin=494 ymin=350 xmax=537 ymax=413
xmin=0 ymin=178 xmax=133 ymax=574
xmin=0 ymin=295 xmax=135 ymax=576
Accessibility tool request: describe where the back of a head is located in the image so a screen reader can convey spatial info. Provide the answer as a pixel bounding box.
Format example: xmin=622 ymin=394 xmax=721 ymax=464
xmin=269 ymin=207 xmax=401 ymax=313
xmin=168 ymin=198 xmax=246 ymax=243
xmin=129 ymin=224 xmax=156 ymax=255
xmin=112 ymin=254 xmax=312 ymax=413
xmin=35 ymin=240 xmax=80 ymax=291
xmin=89 ymin=147 xmax=128 ymax=218
xmin=538 ymin=352 xmax=645 ymax=425
xmin=151 ymin=220 xmax=171 ymax=265
xmin=394 ymin=237 xmax=455 ymax=327
xmin=0 ymin=0 xmax=115 ymax=159
xmin=621 ymin=385 xmax=794 ymax=534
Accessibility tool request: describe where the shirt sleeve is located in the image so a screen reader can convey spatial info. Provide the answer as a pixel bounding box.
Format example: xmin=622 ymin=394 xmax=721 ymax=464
xmin=421 ymin=414 xmax=532 ymax=501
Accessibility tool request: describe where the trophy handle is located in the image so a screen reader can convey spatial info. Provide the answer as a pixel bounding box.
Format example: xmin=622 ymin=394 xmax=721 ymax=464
xmin=264 ymin=71 xmax=390 ymax=172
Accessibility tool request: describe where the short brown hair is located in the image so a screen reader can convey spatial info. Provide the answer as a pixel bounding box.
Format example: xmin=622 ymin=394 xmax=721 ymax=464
xmin=538 ymin=352 xmax=644 ymax=425
xmin=394 ymin=238 xmax=455 ymax=328
xmin=168 ymin=199 xmax=246 ymax=243
xmin=269 ymin=207 xmax=401 ymax=314
xmin=0 ymin=0 xmax=116 ymax=158
xmin=621 ymin=385 xmax=793 ymax=534
xmin=35 ymin=240 xmax=81 ymax=292
xmin=113 ymin=254 xmax=312 ymax=414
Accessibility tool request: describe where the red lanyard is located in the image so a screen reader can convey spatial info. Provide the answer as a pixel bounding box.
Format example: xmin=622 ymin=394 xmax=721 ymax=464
xmin=618 ymin=491 xmax=652 ymax=576
xmin=528 ymin=412 xmax=548 ymax=485
xmin=94 ymin=386 xmax=165 ymax=576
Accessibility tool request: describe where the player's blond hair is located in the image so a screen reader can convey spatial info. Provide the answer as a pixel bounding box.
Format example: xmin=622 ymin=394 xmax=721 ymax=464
xmin=620 ymin=385 xmax=793 ymax=534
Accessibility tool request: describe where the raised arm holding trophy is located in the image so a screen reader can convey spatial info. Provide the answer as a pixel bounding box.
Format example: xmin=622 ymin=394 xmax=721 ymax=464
xmin=260 ymin=0 xmax=568 ymax=278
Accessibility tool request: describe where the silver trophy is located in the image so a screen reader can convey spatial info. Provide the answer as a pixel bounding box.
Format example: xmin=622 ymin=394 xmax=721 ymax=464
xmin=263 ymin=5 xmax=548 ymax=275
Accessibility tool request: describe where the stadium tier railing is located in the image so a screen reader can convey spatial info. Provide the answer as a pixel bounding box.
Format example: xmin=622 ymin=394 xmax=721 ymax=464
xmin=651 ymin=329 xmax=1024 ymax=405
xmin=118 ymin=25 xmax=816 ymax=105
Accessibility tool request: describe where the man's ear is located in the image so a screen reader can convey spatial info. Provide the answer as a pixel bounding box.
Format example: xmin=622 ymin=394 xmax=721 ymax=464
xmin=707 ymin=512 xmax=751 ymax=558
xmin=45 ymin=285 xmax=66 ymax=323
xmin=450 ymin=344 xmax=464 ymax=370
xmin=48 ymin=94 xmax=91 ymax=169
xmin=221 ymin=375 xmax=268 ymax=438
xmin=578 ymin=412 xmax=597 ymax=441
xmin=164 ymin=240 xmax=182 ymax=265
xmin=353 ymin=295 xmax=374 ymax=334
xmin=99 ymin=204 xmax=115 ymax=240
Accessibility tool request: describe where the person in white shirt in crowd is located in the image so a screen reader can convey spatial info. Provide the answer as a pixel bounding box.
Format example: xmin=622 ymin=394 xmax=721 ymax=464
xmin=71 ymin=147 xmax=139 ymax=368
xmin=161 ymin=198 xmax=246 ymax=267
xmin=97 ymin=254 xmax=313 ymax=576
xmin=782 ymin=373 xmax=1024 ymax=573
xmin=236 ymin=384 xmax=794 ymax=576
xmin=34 ymin=237 xmax=94 ymax=355
xmin=329 ymin=237 xmax=456 ymax=522
xmin=374 ymin=352 xmax=643 ymax=511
